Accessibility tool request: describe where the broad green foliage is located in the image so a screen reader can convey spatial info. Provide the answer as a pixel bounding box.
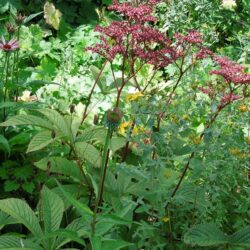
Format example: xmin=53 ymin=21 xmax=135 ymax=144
xmin=0 ymin=186 xmax=86 ymax=249
xmin=184 ymin=223 xmax=250 ymax=248
xmin=0 ymin=0 xmax=249 ymax=249
xmin=0 ymin=198 xmax=43 ymax=237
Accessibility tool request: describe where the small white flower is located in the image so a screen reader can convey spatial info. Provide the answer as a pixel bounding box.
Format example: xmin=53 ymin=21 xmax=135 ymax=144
xmin=222 ymin=0 xmax=237 ymax=9
xmin=18 ymin=90 xmax=37 ymax=102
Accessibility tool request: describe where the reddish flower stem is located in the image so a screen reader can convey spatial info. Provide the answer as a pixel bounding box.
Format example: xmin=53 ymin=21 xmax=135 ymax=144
xmin=81 ymin=60 xmax=108 ymax=124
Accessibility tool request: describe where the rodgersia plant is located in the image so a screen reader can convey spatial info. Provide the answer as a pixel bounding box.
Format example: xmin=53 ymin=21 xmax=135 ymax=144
xmin=86 ymin=0 xmax=223 ymax=237
xmin=87 ymin=0 xmax=249 ymax=239
xmin=0 ymin=0 xmax=249 ymax=249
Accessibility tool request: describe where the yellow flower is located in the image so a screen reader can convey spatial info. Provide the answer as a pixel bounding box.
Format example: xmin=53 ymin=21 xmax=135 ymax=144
xmin=118 ymin=121 xmax=132 ymax=135
xmin=132 ymin=125 xmax=145 ymax=136
xmin=126 ymin=92 xmax=144 ymax=103
xmin=239 ymin=105 xmax=250 ymax=112
xmin=227 ymin=120 xmax=234 ymax=126
xmin=118 ymin=121 xmax=145 ymax=136
xmin=189 ymin=133 xmax=202 ymax=145
xmin=245 ymin=137 xmax=250 ymax=145
xmin=229 ymin=148 xmax=247 ymax=159
xmin=162 ymin=216 xmax=170 ymax=223
xmin=182 ymin=114 xmax=190 ymax=121
xmin=171 ymin=115 xmax=179 ymax=124
xmin=193 ymin=136 xmax=202 ymax=145
xmin=229 ymin=148 xmax=241 ymax=156
xmin=163 ymin=169 xmax=172 ymax=179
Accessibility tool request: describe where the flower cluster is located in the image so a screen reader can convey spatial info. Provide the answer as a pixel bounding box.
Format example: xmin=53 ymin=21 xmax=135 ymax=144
xmin=173 ymin=30 xmax=206 ymax=60
xmin=210 ymin=56 xmax=250 ymax=85
xmin=199 ymin=54 xmax=249 ymax=109
xmin=118 ymin=121 xmax=145 ymax=136
xmin=239 ymin=104 xmax=250 ymax=112
xmin=126 ymin=92 xmax=144 ymax=102
xmin=195 ymin=47 xmax=214 ymax=60
xmin=108 ymin=2 xmax=157 ymax=23
xmin=198 ymin=86 xmax=215 ymax=99
xmin=174 ymin=30 xmax=203 ymax=45
xmin=219 ymin=93 xmax=241 ymax=107
xmin=88 ymin=0 xmax=177 ymax=67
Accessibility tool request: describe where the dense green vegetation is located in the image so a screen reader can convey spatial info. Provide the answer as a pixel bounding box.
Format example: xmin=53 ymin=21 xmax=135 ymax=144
xmin=0 ymin=0 xmax=249 ymax=249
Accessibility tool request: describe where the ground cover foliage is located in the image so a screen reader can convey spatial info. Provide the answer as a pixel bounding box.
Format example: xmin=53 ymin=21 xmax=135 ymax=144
xmin=0 ymin=0 xmax=249 ymax=249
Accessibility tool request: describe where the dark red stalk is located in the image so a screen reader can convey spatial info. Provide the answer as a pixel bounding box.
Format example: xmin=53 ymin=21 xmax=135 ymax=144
xmin=81 ymin=60 xmax=108 ymax=124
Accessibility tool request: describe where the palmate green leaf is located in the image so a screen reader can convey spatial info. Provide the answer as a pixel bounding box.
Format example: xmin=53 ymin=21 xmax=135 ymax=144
xmin=175 ymin=183 xmax=206 ymax=207
xmin=52 ymin=185 xmax=81 ymax=209
xmin=22 ymin=182 xmax=35 ymax=194
xmin=42 ymin=229 xmax=86 ymax=248
xmin=76 ymin=127 xmax=106 ymax=143
xmin=34 ymin=157 xmax=81 ymax=181
xmin=55 ymin=218 xmax=88 ymax=249
xmin=230 ymin=226 xmax=250 ymax=247
xmin=92 ymin=130 xmax=125 ymax=152
xmin=4 ymin=181 xmax=20 ymax=192
xmin=0 ymin=235 xmax=42 ymax=250
xmin=56 ymin=181 xmax=93 ymax=217
xmin=75 ymin=142 xmax=101 ymax=168
xmin=40 ymin=186 xmax=64 ymax=233
xmin=0 ymin=199 xmax=43 ymax=238
xmin=27 ymin=130 xmax=56 ymax=153
xmin=184 ymin=223 xmax=229 ymax=247
xmin=0 ymin=115 xmax=53 ymax=130
xmin=38 ymin=109 xmax=73 ymax=142
xmin=95 ymin=202 xmax=135 ymax=236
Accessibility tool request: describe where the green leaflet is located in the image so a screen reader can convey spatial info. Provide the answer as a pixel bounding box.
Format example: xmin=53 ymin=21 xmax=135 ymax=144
xmin=56 ymin=181 xmax=93 ymax=217
xmin=75 ymin=141 xmax=101 ymax=168
xmin=0 ymin=199 xmax=43 ymax=238
xmin=40 ymin=186 xmax=64 ymax=233
xmin=230 ymin=226 xmax=250 ymax=247
xmin=0 ymin=235 xmax=42 ymax=250
xmin=27 ymin=130 xmax=55 ymax=153
xmin=184 ymin=223 xmax=250 ymax=247
xmin=38 ymin=109 xmax=74 ymax=142
xmin=34 ymin=157 xmax=82 ymax=181
xmin=0 ymin=115 xmax=53 ymax=129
